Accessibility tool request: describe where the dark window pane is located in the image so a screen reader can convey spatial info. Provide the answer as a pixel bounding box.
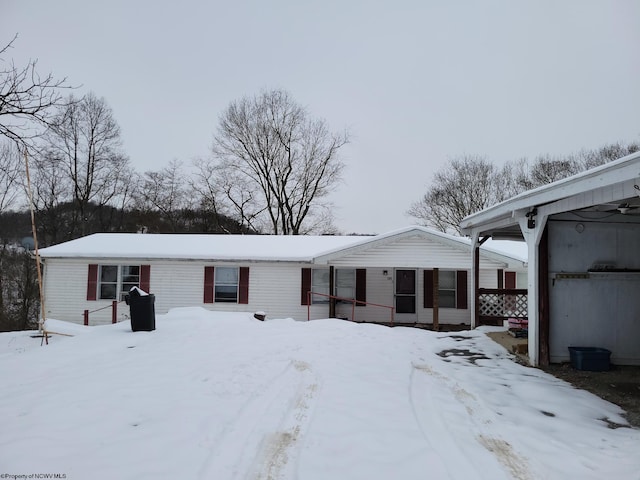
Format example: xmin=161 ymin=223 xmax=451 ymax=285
xmin=100 ymin=265 xmax=117 ymax=282
xmin=439 ymin=290 xmax=456 ymax=308
xmin=215 ymin=285 xmax=238 ymax=302
xmin=122 ymin=265 xmax=140 ymax=283
xmin=439 ymin=271 xmax=456 ymax=289
xmin=396 ymin=296 xmax=415 ymax=314
xmin=100 ymin=284 xmax=117 ymax=300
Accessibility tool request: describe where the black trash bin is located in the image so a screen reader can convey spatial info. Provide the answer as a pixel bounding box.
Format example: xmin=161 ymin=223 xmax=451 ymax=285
xmin=125 ymin=288 xmax=156 ymax=331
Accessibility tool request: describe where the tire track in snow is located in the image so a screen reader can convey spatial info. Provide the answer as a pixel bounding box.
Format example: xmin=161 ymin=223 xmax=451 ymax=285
xmin=250 ymin=360 xmax=318 ymax=480
xmin=198 ymin=359 xmax=319 ymax=480
xmin=409 ymin=365 xmax=486 ymax=479
xmin=411 ymin=361 xmax=533 ymax=480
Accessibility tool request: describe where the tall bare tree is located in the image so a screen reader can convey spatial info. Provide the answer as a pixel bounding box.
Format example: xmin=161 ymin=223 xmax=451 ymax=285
xmin=44 ymin=92 xmax=130 ymax=235
xmin=0 ymin=35 xmax=70 ymax=146
xmin=135 ymin=159 xmax=192 ymax=232
xmin=0 ymin=140 xmax=22 ymax=213
xmin=408 ymin=155 xmax=502 ymax=235
xmin=210 ymin=89 xmax=348 ymax=235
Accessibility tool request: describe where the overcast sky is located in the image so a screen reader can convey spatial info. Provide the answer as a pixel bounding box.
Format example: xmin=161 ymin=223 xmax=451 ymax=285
xmin=3 ymin=1 xmax=639 ymax=234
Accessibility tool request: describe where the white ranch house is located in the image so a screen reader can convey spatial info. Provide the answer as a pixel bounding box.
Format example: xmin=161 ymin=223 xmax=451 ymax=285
xmin=37 ymin=226 xmax=526 ymax=328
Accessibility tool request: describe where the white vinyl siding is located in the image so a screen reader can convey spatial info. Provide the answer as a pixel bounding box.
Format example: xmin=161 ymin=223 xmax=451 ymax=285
xmin=43 ymin=259 xmax=330 ymax=325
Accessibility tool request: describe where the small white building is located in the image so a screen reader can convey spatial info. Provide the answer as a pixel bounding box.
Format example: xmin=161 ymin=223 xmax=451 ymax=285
xmin=38 ymin=226 xmax=526 ymax=327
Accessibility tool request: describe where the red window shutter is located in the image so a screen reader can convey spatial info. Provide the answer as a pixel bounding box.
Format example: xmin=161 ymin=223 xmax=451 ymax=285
xmin=355 ymin=269 xmax=366 ymax=306
xmin=301 ymin=268 xmax=311 ymax=305
xmin=239 ymin=267 xmax=249 ymax=304
xmin=204 ymin=266 xmax=214 ymax=304
xmin=456 ymin=270 xmax=468 ymax=309
xmin=87 ymin=264 xmax=98 ymax=301
xmin=497 ymin=269 xmax=504 ymax=289
xmin=505 ymin=271 xmax=516 ymax=289
xmin=140 ymin=265 xmax=151 ymax=292
xmin=424 ymin=269 xmax=434 ymax=308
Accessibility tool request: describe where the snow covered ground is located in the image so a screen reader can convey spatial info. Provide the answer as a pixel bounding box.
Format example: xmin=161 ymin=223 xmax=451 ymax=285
xmin=1 ymin=310 xmax=639 ymax=480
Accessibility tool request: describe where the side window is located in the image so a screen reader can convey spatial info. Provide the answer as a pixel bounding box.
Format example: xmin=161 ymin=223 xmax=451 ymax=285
xmin=122 ymin=266 xmax=140 ymax=295
xmin=438 ymin=270 xmax=456 ymax=308
xmin=99 ymin=265 xmax=118 ymax=300
xmin=312 ymin=269 xmax=330 ymax=303
xmin=335 ymin=269 xmax=355 ymax=300
xmin=98 ymin=265 xmax=141 ymax=300
xmin=215 ymin=267 xmax=239 ymax=302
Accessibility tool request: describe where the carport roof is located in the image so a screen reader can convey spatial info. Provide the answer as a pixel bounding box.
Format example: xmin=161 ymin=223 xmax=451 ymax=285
xmin=460 ymin=150 xmax=640 ymax=238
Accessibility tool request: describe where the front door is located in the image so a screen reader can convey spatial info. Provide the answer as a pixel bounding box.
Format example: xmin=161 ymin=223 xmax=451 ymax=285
xmin=395 ymin=269 xmax=416 ymax=319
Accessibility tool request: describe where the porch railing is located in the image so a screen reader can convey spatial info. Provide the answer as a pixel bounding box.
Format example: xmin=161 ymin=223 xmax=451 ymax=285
xmin=83 ymin=300 xmax=123 ymax=326
xmin=307 ymin=291 xmax=395 ymax=325
xmin=478 ymin=288 xmax=528 ymax=326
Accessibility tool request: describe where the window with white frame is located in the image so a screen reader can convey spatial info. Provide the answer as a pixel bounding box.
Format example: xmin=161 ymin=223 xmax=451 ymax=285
xmin=99 ymin=265 xmax=140 ymax=300
xmin=311 ymin=269 xmax=330 ymax=303
xmin=335 ymin=268 xmax=355 ymax=301
xmin=438 ymin=270 xmax=456 ymax=308
xmin=215 ymin=267 xmax=239 ymax=302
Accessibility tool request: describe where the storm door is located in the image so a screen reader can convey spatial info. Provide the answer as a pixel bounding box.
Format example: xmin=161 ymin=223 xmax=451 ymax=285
xmin=395 ymin=269 xmax=416 ymax=315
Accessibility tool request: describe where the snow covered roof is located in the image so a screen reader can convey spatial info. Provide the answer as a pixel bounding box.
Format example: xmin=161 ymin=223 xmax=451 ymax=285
xmin=38 ymin=226 xmax=527 ymax=265
xmin=38 ymin=233 xmax=366 ymax=262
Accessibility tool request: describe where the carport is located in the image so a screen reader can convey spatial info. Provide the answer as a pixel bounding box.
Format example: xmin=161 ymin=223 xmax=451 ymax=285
xmin=460 ymin=151 xmax=640 ymax=366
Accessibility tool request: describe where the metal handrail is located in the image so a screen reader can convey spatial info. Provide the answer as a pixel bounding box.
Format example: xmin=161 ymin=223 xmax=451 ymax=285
xmin=307 ymin=291 xmax=395 ymax=325
xmin=83 ymin=299 xmax=126 ymax=326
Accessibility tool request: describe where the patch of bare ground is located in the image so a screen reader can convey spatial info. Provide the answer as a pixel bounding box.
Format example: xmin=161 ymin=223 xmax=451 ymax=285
xmin=485 ymin=331 xmax=640 ymax=428
xmin=541 ymin=363 xmax=640 ymax=428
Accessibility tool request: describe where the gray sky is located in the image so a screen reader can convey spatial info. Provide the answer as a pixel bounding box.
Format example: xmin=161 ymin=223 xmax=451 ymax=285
xmin=3 ymin=0 xmax=639 ymax=234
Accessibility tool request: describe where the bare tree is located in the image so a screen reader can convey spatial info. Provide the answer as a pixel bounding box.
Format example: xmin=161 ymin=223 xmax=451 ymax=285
xmin=527 ymin=154 xmax=581 ymax=188
xmin=136 ymin=159 xmax=192 ymax=232
xmin=578 ymin=141 xmax=640 ymax=170
xmin=408 ymin=155 xmax=501 ymax=235
xmin=190 ymin=157 xmax=228 ymax=231
xmin=0 ymin=140 xmax=23 ymax=213
xmin=210 ymin=89 xmax=348 ymax=235
xmin=29 ymin=150 xmax=72 ymax=244
xmin=44 ymin=92 xmax=130 ymax=235
xmin=0 ymin=35 xmax=70 ymax=146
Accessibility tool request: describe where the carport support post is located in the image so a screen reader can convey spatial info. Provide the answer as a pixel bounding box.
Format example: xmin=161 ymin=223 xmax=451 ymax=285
xmin=518 ymin=212 xmax=548 ymax=367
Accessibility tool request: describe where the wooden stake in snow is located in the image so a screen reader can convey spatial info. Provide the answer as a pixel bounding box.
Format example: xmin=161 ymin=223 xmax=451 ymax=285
xmin=23 ymin=149 xmax=47 ymax=337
